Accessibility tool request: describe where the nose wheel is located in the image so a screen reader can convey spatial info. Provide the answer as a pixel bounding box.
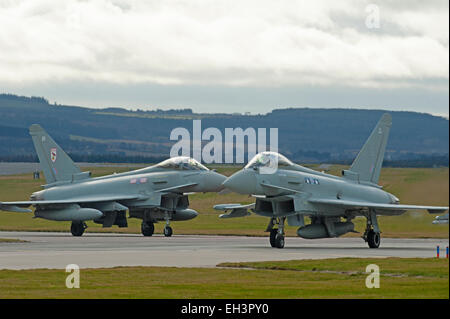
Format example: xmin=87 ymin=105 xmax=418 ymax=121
xmin=164 ymin=226 xmax=173 ymax=237
xmin=268 ymin=218 xmax=285 ymax=248
xmin=163 ymin=211 xmax=173 ymax=237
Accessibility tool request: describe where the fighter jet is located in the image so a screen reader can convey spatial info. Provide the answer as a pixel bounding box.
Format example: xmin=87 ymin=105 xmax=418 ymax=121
xmin=0 ymin=125 xmax=226 ymax=237
xmin=215 ymin=114 xmax=448 ymax=249
xmin=432 ymin=213 xmax=449 ymax=224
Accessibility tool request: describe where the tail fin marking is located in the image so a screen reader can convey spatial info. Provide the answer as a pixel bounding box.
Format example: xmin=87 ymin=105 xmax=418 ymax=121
xmin=29 ymin=124 xmax=81 ymax=184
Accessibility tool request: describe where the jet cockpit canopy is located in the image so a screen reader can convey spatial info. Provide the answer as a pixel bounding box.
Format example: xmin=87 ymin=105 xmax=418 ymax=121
xmin=156 ymin=156 xmax=209 ymax=171
xmin=245 ymin=152 xmax=293 ymax=170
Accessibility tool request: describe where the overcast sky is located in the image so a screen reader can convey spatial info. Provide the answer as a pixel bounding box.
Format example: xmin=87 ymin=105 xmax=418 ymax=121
xmin=0 ymin=0 xmax=448 ymax=116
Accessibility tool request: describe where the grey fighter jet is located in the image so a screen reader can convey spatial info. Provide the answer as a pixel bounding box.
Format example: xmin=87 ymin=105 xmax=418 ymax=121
xmin=0 ymin=125 xmax=226 ymax=237
xmin=432 ymin=213 xmax=449 ymax=224
xmin=215 ymin=114 xmax=448 ymax=249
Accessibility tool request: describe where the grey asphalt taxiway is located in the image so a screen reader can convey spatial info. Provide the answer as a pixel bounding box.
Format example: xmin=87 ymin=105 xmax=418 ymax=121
xmin=0 ymin=231 xmax=448 ymax=270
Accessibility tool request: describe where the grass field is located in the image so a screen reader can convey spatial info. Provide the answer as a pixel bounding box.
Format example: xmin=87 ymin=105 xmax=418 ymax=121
xmin=0 ymin=165 xmax=448 ymax=238
xmin=0 ymin=258 xmax=447 ymax=298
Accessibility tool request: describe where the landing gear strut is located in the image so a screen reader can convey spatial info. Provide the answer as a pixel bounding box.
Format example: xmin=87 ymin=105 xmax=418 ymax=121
xmin=363 ymin=209 xmax=381 ymax=248
xmin=71 ymin=221 xmax=87 ymax=236
xmin=267 ymin=217 xmax=285 ymax=248
xmin=141 ymin=221 xmax=155 ymax=236
xmin=163 ymin=212 xmax=173 ymax=237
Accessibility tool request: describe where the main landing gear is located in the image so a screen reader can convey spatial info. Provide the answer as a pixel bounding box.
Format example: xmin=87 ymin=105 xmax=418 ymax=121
xmin=141 ymin=213 xmax=173 ymax=237
xmin=141 ymin=221 xmax=155 ymax=236
xmin=363 ymin=209 xmax=381 ymax=248
xmin=71 ymin=221 xmax=87 ymax=236
xmin=267 ymin=217 xmax=285 ymax=248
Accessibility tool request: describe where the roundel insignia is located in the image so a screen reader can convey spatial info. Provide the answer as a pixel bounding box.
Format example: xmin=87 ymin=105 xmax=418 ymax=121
xmin=50 ymin=148 xmax=57 ymax=163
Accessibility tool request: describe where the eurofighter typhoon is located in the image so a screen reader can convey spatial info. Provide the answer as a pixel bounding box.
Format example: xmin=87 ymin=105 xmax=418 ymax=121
xmin=215 ymin=114 xmax=448 ymax=249
xmin=0 ymin=125 xmax=226 ymax=237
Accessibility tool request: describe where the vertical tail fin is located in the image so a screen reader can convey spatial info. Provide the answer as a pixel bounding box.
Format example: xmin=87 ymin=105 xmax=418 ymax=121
xmin=29 ymin=124 xmax=81 ymax=184
xmin=348 ymin=113 xmax=392 ymax=185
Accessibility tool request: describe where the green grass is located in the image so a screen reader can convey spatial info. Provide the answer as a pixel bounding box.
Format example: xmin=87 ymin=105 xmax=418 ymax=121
xmin=0 ymin=165 xmax=448 ymax=238
xmin=219 ymin=257 xmax=450 ymax=278
xmin=0 ymin=258 xmax=447 ymax=299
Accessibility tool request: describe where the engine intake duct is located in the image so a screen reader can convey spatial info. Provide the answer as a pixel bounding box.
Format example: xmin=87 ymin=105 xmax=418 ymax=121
xmin=297 ymin=221 xmax=354 ymax=239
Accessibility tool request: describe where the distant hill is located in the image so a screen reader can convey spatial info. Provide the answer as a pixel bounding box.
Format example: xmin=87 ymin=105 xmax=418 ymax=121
xmin=0 ymin=93 xmax=448 ymax=166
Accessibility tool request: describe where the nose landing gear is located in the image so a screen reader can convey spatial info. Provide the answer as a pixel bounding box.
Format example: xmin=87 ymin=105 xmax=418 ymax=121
xmin=163 ymin=226 xmax=173 ymax=237
xmin=268 ymin=217 xmax=285 ymax=248
xmin=163 ymin=211 xmax=173 ymax=237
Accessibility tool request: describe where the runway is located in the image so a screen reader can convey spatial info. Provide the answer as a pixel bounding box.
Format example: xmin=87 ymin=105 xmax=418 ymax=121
xmin=0 ymin=231 xmax=448 ymax=270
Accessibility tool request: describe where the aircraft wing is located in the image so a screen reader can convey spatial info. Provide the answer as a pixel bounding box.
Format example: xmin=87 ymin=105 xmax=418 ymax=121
xmin=213 ymin=203 xmax=255 ymax=218
xmin=1 ymin=182 xmax=200 ymax=214
xmin=308 ymin=198 xmax=449 ymax=214
xmin=0 ymin=195 xmax=140 ymax=213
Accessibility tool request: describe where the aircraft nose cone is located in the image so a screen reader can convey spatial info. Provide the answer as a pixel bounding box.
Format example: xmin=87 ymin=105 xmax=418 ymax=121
xmin=223 ymin=169 xmax=257 ymax=194
xmin=202 ymin=171 xmax=227 ymax=192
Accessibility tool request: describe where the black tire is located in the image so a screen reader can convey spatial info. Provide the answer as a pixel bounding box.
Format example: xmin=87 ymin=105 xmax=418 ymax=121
xmin=274 ymin=233 xmax=285 ymax=249
xmin=71 ymin=222 xmax=85 ymax=237
xmin=367 ymin=230 xmax=381 ymax=248
xmin=269 ymin=229 xmax=278 ymax=247
xmin=164 ymin=226 xmax=173 ymax=237
xmin=141 ymin=221 xmax=154 ymax=236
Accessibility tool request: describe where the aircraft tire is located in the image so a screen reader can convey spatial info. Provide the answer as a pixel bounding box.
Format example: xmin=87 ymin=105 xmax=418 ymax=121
xmin=164 ymin=226 xmax=173 ymax=237
xmin=367 ymin=230 xmax=381 ymax=248
xmin=141 ymin=221 xmax=154 ymax=236
xmin=71 ymin=221 xmax=85 ymax=237
xmin=269 ymin=229 xmax=277 ymax=247
xmin=275 ymin=233 xmax=285 ymax=249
